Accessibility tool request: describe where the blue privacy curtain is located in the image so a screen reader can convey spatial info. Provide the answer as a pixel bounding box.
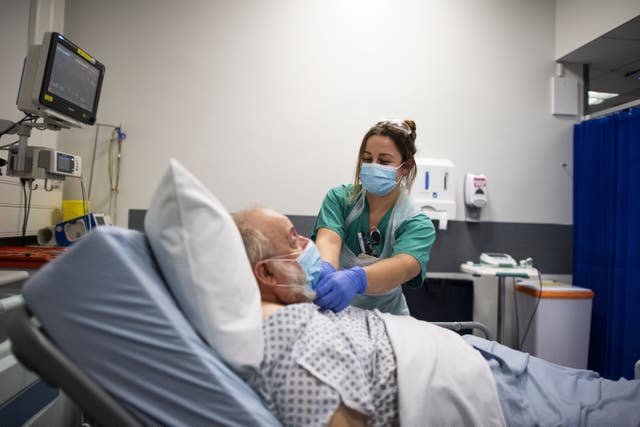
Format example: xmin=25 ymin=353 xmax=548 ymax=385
xmin=573 ymin=107 xmax=640 ymax=380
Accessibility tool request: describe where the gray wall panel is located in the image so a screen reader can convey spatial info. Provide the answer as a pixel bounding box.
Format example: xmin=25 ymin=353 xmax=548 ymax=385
xmin=288 ymin=216 xmax=572 ymax=274
xmin=129 ymin=210 xmax=572 ymax=274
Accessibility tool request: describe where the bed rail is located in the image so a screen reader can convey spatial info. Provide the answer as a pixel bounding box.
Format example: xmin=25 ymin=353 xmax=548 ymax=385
xmin=432 ymin=321 xmax=492 ymax=340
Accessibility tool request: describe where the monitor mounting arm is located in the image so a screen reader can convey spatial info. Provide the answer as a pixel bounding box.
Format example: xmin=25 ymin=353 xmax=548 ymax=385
xmin=1 ymin=117 xmax=72 ymax=172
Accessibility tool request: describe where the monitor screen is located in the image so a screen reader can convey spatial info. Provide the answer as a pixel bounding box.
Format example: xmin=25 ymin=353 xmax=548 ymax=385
xmin=56 ymin=152 xmax=76 ymax=174
xmin=39 ymin=33 xmax=105 ymax=125
xmin=47 ymin=43 xmax=101 ymax=113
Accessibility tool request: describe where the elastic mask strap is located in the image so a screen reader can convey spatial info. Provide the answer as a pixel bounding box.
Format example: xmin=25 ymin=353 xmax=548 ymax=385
xmin=273 ymin=283 xmax=308 ymax=288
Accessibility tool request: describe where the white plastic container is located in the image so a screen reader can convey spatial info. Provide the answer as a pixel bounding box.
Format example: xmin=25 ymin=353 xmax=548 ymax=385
xmin=410 ymin=158 xmax=455 ymax=230
xmin=515 ymin=280 xmax=594 ymax=369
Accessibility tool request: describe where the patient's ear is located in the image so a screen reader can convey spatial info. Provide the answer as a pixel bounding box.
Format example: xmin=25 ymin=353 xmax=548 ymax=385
xmin=254 ymin=261 xmax=276 ymax=286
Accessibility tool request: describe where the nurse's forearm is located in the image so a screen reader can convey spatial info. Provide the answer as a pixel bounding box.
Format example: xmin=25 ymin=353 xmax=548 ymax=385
xmin=315 ymin=228 xmax=342 ymax=269
xmin=363 ymin=254 xmax=421 ymax=294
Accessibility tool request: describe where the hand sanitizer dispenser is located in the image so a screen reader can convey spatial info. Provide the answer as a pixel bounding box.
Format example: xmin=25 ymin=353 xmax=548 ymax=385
xmin=464 ymin=173 xmax=487 ymax=221
xmin=410 ymin=158 xmax=456 ymax=230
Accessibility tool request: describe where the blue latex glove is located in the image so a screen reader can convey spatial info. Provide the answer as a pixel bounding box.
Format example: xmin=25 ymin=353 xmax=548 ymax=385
xmin=314 ymin=266 xmax=367 ymax=312
xmin=316 ymin=261 xmax=336 ymax=287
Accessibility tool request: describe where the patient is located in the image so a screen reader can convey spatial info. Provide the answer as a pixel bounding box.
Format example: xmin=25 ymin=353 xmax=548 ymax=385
xmin=234 ymin=208 xmax=399 ymax=427
xmin=233 ymin=208 xmax=640 ymax=427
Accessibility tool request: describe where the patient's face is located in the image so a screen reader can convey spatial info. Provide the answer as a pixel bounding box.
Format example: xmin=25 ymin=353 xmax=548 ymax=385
xmin=250 ymin=209 xmax=313 ymax=304
xmin=254 ymin=209 xmax=305 ymax=256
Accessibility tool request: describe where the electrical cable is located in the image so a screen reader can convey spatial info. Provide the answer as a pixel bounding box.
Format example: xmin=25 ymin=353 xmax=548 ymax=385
xmin=513 ymin=277 xmax=520 ymax=349
xmin=79 ymin=177 xmax=91 ymax=232
xmin=25 ymin=180 xmax=33 ymax=237
xmin=0 ymin=114 xmax=34 ymax=138
xmin=87 ymin=124 xmax=100 ymax=200
xmin=21 ymin=180 xmax=27 ymax=243
xmin=87 ymin=123 xmax=119 ymax=200
xmin=108 ymin=126 xmax=124 ymax=224
xmin=0 ymin=140 xmax=19 ymax=150
xmin=108 ymin=128 xmax=122 ymax=193
xmin=20 ymin=178 xmax=34 ymax=245
xmin=86 ymin=123 xmax=123 ymax=224
xmin=517 ymin=272 xmax=543 ymax=350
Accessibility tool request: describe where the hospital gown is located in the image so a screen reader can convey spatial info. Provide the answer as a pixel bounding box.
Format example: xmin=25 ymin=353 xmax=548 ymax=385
xmin=250 ymin=304 xmax=640 ymax=426
xmin=249 ymin=303 xmax=398 ymax=427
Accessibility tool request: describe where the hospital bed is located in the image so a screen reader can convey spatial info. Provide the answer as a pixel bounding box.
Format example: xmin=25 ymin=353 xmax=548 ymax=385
xmin=2 ymin=224 xmax=490 ymax=426
xmin=5 ymin=224 xmax=640 ymax=426
xmin=6 ymin=227 xmax=281 ymax=426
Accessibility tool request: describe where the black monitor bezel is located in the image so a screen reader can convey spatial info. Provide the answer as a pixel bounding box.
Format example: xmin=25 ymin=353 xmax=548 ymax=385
xmin=38 ymin=32 xmax=105 ymax=125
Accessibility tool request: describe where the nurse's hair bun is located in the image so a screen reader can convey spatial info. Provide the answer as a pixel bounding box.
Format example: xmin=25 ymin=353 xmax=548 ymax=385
xmin=404 ymin=120 xmax=416 ymax=133
xmin=403 ymin=120 xmax=417 ymax=143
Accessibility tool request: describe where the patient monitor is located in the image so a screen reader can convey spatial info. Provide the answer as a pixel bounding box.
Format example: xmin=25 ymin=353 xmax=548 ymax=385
xmin=7 ymin=146 xmax=82 ymax=180
xmin=2 ymin=32 xmax=104 ymax=181
xmin=17 ymin=32 xmax=105 ymax=127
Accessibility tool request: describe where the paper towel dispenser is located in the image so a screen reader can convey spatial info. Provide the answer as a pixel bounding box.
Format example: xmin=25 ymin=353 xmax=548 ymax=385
xmin=410 ymin=158 xmax=456 ymax=230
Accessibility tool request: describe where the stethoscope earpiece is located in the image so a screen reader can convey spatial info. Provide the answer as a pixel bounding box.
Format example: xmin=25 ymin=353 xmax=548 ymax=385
xmin=369 ymin=227 xmax=381 ymax=244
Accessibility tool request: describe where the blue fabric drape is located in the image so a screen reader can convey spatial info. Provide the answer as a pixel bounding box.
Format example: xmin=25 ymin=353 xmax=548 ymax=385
xmin=573 ymin=107 xmax=640 ymax=380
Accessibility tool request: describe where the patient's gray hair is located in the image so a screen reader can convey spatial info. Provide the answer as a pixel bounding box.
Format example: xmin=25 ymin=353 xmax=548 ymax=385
xmin=232 ymin=209 xmax=276 ymax=265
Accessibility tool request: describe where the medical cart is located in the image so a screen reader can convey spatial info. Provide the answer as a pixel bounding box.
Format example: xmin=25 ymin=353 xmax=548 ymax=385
xmin=460 ymin=263 xmax=539 ymax=344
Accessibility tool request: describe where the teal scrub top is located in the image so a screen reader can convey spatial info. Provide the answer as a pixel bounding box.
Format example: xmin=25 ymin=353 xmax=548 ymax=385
xmin=311 ymin=184 xmax=436 ymax=288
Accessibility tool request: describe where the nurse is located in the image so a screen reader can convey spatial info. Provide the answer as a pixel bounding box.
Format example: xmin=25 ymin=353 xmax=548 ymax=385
xmin=312 ymin=119 xmax=436 ymax=315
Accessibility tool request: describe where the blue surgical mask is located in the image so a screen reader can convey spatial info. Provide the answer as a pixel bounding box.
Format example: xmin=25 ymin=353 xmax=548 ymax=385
xmin=295 ymin=238 xmax=323 ymax=290
xmin=359 ymin=162 xmax=404 ymax=196
xmin=263 ymin=238 xmax=323 ymax=301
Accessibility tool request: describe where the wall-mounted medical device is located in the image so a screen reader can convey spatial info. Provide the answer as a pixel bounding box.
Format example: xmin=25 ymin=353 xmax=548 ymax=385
xmin=464 ymin=173 xmax=488 ymax=221
xmin=410 ymin=158 xmax=456 ymax=230
xmin=17 ymin=32 xmax=105 ymax=127
xmin=7 ymin=146 xmax=81 ymax=181
xmin=0 ymin=32 xmax=104 ymax=181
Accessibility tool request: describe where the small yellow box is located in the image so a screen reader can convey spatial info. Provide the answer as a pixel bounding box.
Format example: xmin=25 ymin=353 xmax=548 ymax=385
xmin=62 ymin=200 xmax=90 ymax=221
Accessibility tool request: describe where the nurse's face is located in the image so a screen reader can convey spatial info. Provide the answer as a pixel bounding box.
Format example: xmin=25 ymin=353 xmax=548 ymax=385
xmin=362 ymin=135 xmax=406 ymax=179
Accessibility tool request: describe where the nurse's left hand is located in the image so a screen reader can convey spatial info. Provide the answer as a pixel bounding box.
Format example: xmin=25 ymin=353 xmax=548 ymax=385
xmin=314 ymin=266 xmax=367 ymax=312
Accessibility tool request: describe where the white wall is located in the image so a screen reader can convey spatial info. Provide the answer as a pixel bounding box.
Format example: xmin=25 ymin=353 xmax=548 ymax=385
xmin=555 ymin=0 xmax=640 ymax=59
xmin=0 ymin=0 xmax=63 ymax=238
xmin=59 ymin=0 xmax=575 ymax=227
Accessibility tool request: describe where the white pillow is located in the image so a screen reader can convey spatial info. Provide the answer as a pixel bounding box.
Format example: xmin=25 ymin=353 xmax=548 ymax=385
xmin=144 ymin=159 xmax=263 ymax=376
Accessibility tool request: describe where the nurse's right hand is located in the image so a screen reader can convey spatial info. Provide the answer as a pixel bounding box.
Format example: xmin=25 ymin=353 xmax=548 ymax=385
xmin=314 ymin=266 xmax=367 ymax=312
xmin=318 ymin=261 xmax=336 ymax=282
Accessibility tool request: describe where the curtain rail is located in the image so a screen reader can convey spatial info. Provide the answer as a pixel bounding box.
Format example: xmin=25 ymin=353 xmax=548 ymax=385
xmin=582 ymin=99 xmax=640 ymax=121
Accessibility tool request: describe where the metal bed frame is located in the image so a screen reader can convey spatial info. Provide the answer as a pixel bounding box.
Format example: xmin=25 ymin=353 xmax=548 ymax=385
xmin=432 ymin=321 xmax=492 ymax=340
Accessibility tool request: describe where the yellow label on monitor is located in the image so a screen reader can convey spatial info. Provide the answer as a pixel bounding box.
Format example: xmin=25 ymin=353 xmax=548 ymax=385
xmin=44 ymin=94 xmax=53 ymax=102
xmin=77 ymin=48 xmax=91 ymax=62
